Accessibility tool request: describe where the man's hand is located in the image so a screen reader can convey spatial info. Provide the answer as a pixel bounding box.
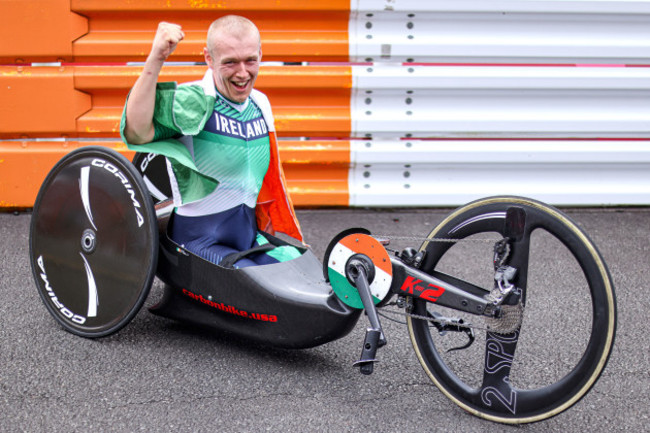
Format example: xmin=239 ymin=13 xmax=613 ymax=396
xmin=124 ymin=22 xmax=185 ymax=144
xmin=150 ymin=22 xmax=185 ymax=62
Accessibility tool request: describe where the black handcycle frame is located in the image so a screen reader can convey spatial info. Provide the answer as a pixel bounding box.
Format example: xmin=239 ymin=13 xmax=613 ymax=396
xmin=29 ymin=146 xmax=616 ymax=424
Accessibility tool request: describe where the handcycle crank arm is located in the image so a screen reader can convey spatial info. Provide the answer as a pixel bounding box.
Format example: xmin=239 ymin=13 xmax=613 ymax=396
xmin=352 ymin=265 xmax=386 ymax=344
xmin=346 ymin=257 xmax=387 ymax=375
xmin=390 ymin=258 xmax=491 ymax=317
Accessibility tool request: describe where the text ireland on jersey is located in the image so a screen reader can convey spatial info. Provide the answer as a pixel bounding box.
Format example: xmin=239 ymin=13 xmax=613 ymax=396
xmin=204 ymin=112 xmax=269 ymax=140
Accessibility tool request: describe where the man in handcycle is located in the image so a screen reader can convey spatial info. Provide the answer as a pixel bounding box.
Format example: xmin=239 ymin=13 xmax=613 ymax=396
xmin=121 ymin=17 xmax=303 ymax=268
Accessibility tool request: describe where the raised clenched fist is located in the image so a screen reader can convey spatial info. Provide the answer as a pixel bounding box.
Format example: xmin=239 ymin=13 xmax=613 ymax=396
xmin=150 ymin=22 xmax=185 ymax=62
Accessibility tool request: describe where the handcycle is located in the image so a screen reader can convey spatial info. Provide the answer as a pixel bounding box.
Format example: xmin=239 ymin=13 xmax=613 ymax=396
xmin=29 ymin=146 xmax=617 ymax=424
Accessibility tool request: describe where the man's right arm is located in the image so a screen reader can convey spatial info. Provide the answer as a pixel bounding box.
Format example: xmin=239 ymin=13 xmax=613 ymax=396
xmin=123 ymin=22 xmax=185 ymax=144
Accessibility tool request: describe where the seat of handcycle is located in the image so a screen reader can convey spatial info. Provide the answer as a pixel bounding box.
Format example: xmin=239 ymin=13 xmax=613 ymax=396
xmin=154 ymin=199 xmax=304 ymax=268
xmin=150 ymin=200 xmax=361 ymax=349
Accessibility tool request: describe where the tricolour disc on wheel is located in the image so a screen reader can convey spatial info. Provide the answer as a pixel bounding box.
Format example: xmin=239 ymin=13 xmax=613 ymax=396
xmin=29 ymin=146 xmax=158 ymax=338
xmin=326 ymin=233 xmax=392 ymax=309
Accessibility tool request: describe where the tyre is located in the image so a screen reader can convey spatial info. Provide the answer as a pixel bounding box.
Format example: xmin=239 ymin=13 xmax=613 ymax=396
xmin=406 ymin=196 xmax=616 ymax=424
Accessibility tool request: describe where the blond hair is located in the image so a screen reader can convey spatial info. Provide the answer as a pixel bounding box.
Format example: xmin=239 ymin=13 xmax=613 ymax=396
xmin=206 ymin=15 xmax=261 ymax=55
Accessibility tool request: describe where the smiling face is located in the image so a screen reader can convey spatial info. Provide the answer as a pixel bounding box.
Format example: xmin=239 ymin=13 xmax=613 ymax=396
xmin=204 ymin=20 xmax=261 ymax=103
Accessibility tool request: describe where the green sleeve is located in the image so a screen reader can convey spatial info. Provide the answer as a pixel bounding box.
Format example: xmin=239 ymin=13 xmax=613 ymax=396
xmin=151 ymin=82 xmax=215 ymax=137
xmin=119 ymin=82 xmax=219 ymax=205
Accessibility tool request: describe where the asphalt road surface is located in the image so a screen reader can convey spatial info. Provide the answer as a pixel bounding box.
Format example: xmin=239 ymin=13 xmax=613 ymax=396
xmin=1 ymin=206 xmax=648 ymax=432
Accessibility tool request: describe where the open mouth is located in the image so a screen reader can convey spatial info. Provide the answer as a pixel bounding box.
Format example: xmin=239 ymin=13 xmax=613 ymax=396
xmin=232 ymin=80 xmax=249 ymax=91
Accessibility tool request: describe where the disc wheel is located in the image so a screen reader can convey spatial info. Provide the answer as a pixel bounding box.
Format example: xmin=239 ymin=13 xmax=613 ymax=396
xmin=30 ymin=146 xmax=158 ymax=337
xmin=407 ymin=196 xmax=616 ymax=424
xmin=131 ymin=151 xmax=172 ymax=204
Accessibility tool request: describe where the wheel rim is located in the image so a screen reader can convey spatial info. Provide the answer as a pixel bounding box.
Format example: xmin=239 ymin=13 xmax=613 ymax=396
xmin=407 ymin=197 xmax=616 ymax=423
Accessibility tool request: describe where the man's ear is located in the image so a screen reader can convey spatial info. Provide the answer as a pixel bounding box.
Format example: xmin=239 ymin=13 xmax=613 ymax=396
xmin=203 ymin=47 xmax=212 ymax=67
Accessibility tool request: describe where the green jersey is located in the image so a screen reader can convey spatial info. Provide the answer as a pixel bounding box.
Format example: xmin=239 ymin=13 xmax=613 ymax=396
xmin=155 ymin=92 xmax=271 ymax=217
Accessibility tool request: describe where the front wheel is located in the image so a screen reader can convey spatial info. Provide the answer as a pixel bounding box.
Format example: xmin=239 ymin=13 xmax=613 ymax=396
xmin=407 ymin=196 xmax=616 ymax=424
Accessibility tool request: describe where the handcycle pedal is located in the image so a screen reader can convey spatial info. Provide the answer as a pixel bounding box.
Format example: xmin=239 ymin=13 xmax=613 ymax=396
xmin=353 ymin=328 xmax=382 ymax=375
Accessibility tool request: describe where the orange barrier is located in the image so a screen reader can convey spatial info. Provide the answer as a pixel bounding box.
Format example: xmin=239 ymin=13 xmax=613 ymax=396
xmin=0 ymin=66 xmax=91 ymax=137
xmin=0 ymin=141 xmax=130 ymax=209
xmin=0 ymin=140 xmax=349 ymax=209
xmin=0 ymin=65 xmax=352 ymax=138
xmin=0 ymin=0 xmax=350 ymax=63
xmin=280 ymin=140 xmax=350 ymax=207
xmin=0 ymin=0 xmax=353 ymax=209
xmin=0 ymin=0 xmax=87 ymax=63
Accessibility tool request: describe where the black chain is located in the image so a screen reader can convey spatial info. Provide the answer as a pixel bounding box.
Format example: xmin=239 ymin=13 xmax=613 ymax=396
xmin=378 ymin=300 xmax=495 ymax=333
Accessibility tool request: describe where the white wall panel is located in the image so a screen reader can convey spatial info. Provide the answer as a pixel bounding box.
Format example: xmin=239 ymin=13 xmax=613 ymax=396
xmin=351 ymin=65 xmax=650 ymax=138
xmin=349 ymin=140 xmax=650 ymax=206
xmin=347 ymin=2 xmax=650 ymax=206
xmin=350 ymin=0 xmax=650 ymax=64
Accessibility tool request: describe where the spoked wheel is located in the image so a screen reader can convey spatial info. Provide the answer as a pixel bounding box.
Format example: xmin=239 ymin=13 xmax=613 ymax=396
xmin=407 ymin=196 xmax=616 ymax=424
xmin=30 ymin=146 xmax=158 ymax=337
